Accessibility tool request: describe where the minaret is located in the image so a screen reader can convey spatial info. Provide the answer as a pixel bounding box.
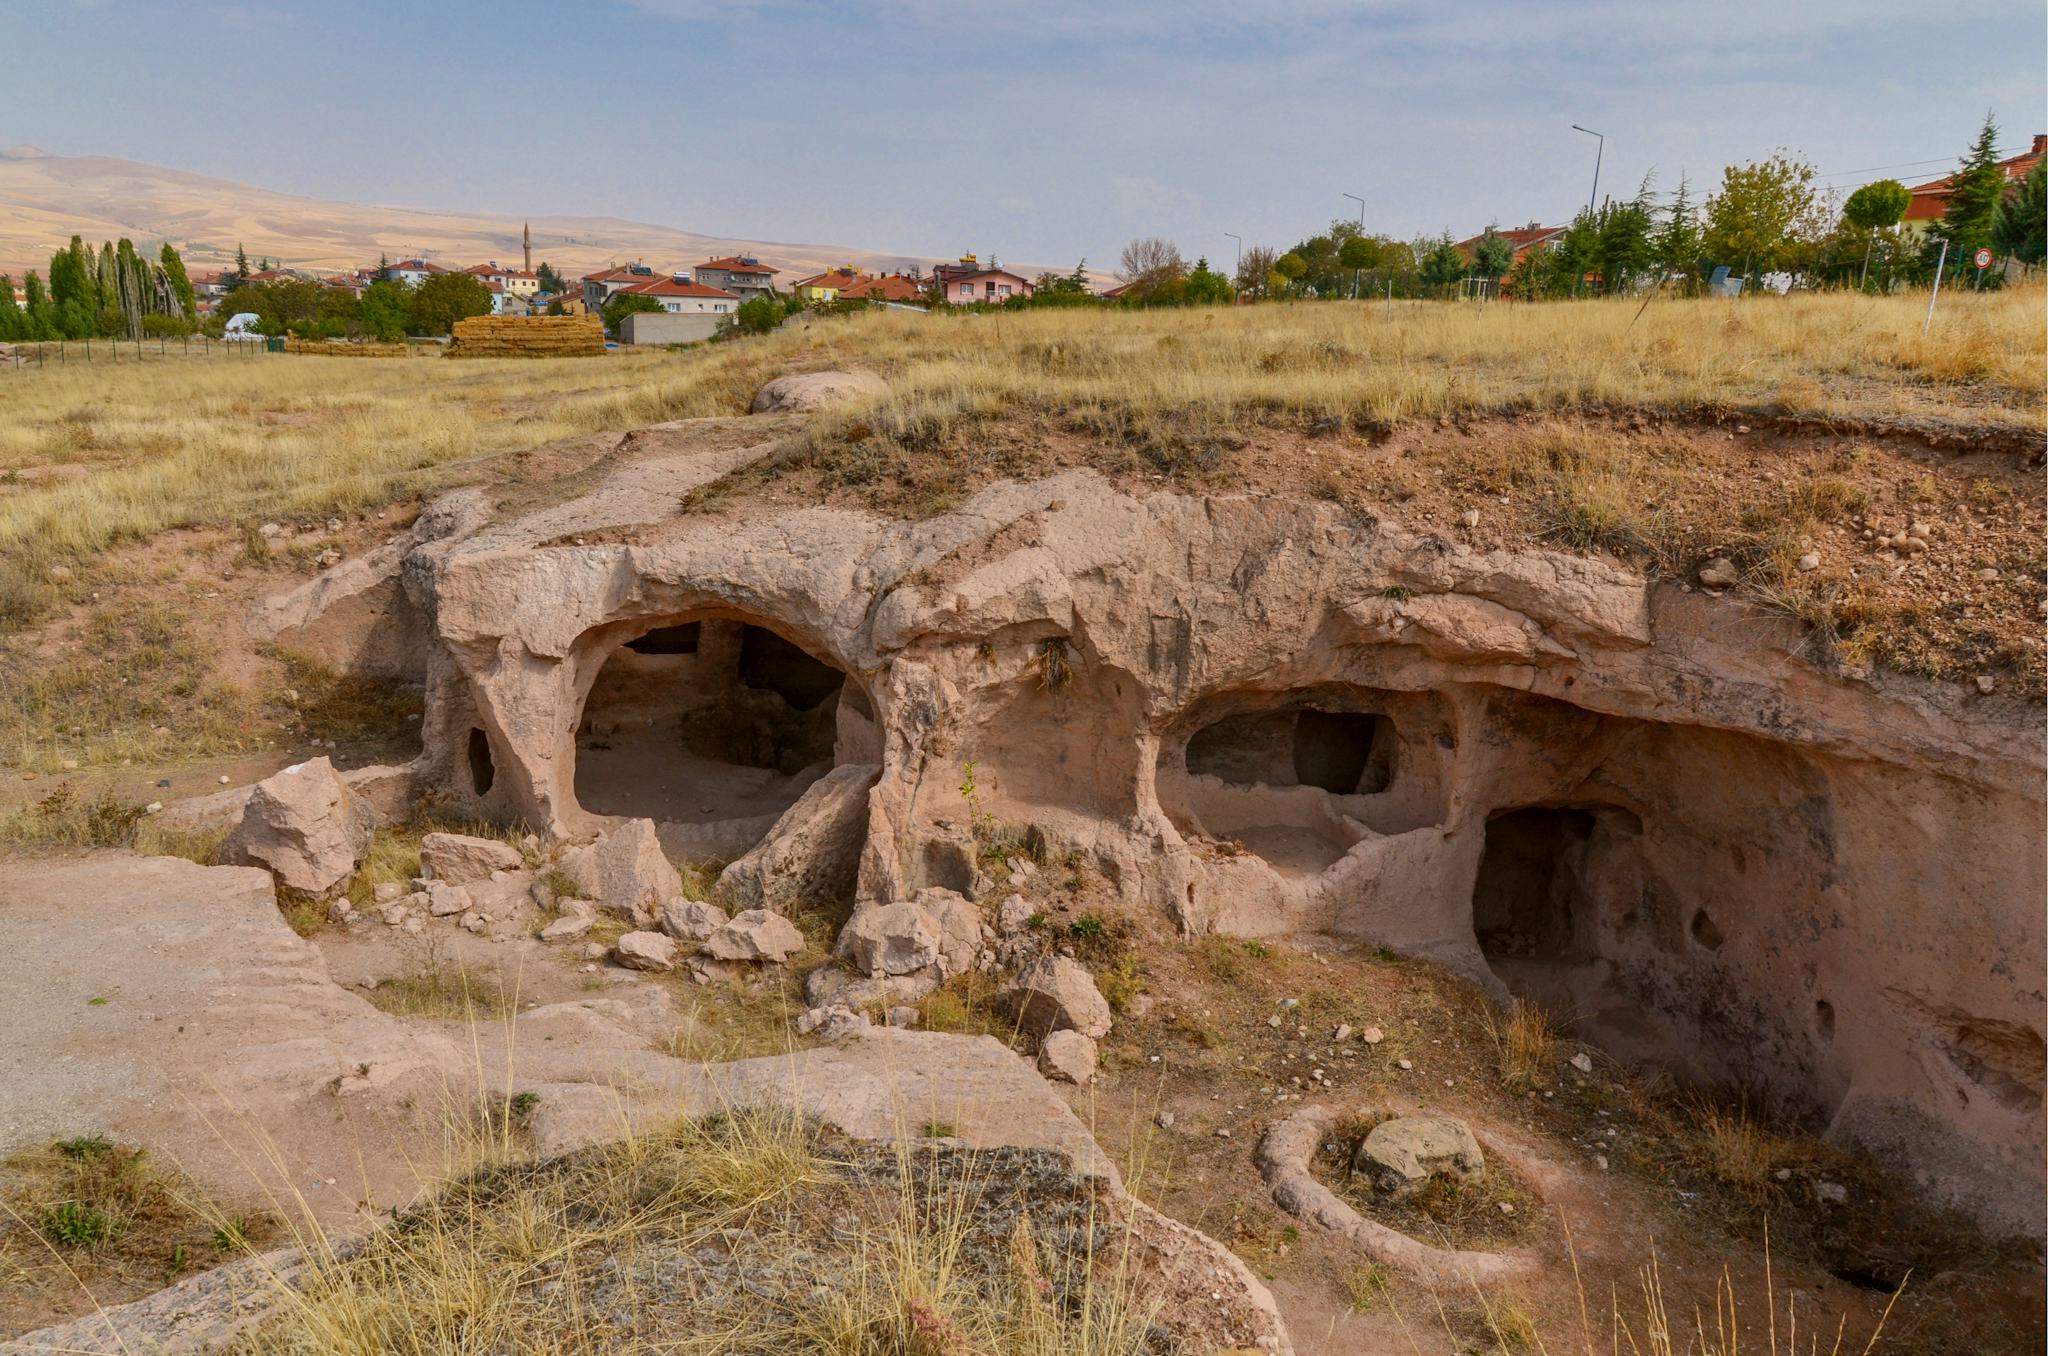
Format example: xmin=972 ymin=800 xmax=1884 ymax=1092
xmin=522 ymin=220 xmax=531 ymax=273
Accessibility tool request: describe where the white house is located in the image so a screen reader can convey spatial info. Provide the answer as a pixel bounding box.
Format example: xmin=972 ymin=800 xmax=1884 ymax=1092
xmin=613 ymin=273 xmax=740 ymax=315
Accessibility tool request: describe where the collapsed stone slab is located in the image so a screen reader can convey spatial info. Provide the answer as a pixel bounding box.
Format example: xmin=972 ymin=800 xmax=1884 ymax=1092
xmin=418 ymin=831 xmax=522 ymax=884
xmin=212 ymin=757 xmax=373 ymax=895
xmin=559 ymin=818 xmax=680 ymax=926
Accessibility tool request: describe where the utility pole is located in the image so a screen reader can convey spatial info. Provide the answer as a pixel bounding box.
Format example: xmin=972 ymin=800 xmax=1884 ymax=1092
xmin=1571 ymin=125 xmax=1604 ymax=221
xmin=1225 ymin=232 xmax=1243 ymax=293
xmin=1570 ymin=125 xmax=1604 ymax=298
xmin=1342 ymin=192 xmax=1367 ymax=299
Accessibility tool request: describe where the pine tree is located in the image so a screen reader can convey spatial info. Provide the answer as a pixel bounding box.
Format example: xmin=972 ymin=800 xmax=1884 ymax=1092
xmin=1655 ymin=175 xmax=1703 ymax=287
xmin=228 ymin=243 xmax=251 ymax=291
xmin=160 ymin=243 xmax=197 ymax=320
xmin=1991 ymin=160 xmax=2045 ymax=269
xmin=1939 ymin=113 xmax=2005 ymax=259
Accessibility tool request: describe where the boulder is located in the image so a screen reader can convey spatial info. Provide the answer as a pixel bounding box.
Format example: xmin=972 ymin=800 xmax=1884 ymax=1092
xmin=1353 ymin=1114 xmax=1485 ymax=1200
xmin=913 ymin=887 xmax=982 ymax=978
xmin=1001 ymin=956 xmax=1113 ymax=1039
xmin=613 ymin=931 xmax=678 ymax=972
xmin=997 ymin=893 xmax=1034 ymax=936
xmin=836 ymin=900 xmax=939 ymax=976
xmin=425 ymin=882 xmax=472 ymax=917
xmin=716 ymin=764 xmax=878 ymax=912
xmin=560 ymin=819 xmax=681 ymax=926
xmin=212 ymin=758 xmax=373 ymax=895
xmin=418 ymin=832 xmax=522 ymax=885
xmin=834 ymin=888 xmax=981 ymax=979
xmin=704 ymin=909 xmax=805 ymax=963
xmin=749 ymin=370 xmax=886 ymax=414
xmin=1037 ymin=1030 xmax=1098 ymax=1084
xmin=1697 ymin=557 xmax=1740 ymax=590
xmin=539 ymin=915 xmax=593 ymax=943
xmin=659 ymin=897 xmax=729 ymax=943
xmin=796 ymin=1004 xmax=871 ymax=1039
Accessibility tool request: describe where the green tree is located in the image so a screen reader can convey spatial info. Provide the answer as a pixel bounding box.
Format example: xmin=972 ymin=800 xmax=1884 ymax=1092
xmin=22 ymin=271 xmax=53 ymax=339
xmin=0 ymin=275 xmax=19 ymax=341
xmin=1842 ymin=179 xmax=1911 ymax=289
xmin=536 ymin=262 xmax=566 ymax=295
xmin=732 ymin=296 xmax=788 ymax=334
xmin=600 ymin=290 xmax=664 ymax=334
xmin=159 ymin=244 xmax=197 ymax=320
xmin=358 ymin=279 xmax=411 ymax=341
xmin=1703 ymin=151 xmax=1822 ymax=285
xmin=226 ymin=243 xmax=251 ymax=292
xmin=1655 ymin=175 xmax=1703 ymax=288
xmin=1936 ymin=113 xmax=2005 ymax=261
xmin=1992 ymin=159 xmax=2045 ymax=269
xmin=1596 ymin=185 xmax=1658 ymax=293
xmin=1183 ymin=256 xmax=1235 ymax=304
xmin=409 ymin=272 xmax=494 ymax=335
xmin=1272 ymin=251 xmax=1308 ymax=295
xmin=1417 ymin=234 xmax=1466 ymax=294
xmin=48 ymin=236 xmax=91 ymax=313
xmin=1470 ymin=226 xmax=1515 ymax=282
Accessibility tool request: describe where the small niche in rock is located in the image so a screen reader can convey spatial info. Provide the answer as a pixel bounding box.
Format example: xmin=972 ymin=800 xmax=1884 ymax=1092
xmin=574 ymin=617 xmax=864 ymax=862
xmin=467 ymin=727 xmax=496 ymax=796
xmin=1185 ymin=708 xmax=1394 ymax=795
xmin=1690 ymin=909 xmax=1726 ymax=951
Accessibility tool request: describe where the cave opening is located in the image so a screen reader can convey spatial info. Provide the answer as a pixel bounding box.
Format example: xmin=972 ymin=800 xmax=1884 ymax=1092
xmin=1184 ymin=708 xmax=1395 ymax=795
xmin=573 ymin=617 xmax=872 ymax=861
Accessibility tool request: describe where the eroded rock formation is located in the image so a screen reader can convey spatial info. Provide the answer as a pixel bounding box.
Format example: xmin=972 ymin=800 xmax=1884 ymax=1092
xmin=264 ymin=418 xmax=2046 ymax=1236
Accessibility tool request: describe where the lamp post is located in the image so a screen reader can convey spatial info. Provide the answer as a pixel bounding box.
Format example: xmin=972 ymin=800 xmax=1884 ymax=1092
xmin=1570 ymin=124 xmax=1604 ymax=220
xmin=1224 ymin=232 xmax=1243 ymax=292
xmin=1342 ymin=192 xmax=1366 ymax=298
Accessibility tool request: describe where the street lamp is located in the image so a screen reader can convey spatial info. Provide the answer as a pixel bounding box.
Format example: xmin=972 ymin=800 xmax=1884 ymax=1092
xmin=1570 ymin=124 xmax=1604 ymax=220
xmin=1342 ymin=192 xmax=1367 ymax=298
xmin=1224 ymin=232 xmax=1242 ymax=279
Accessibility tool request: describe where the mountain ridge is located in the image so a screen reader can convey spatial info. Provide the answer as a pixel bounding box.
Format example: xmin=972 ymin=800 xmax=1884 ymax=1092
xmin=0 ymin=148 xmax=1013 ymax=282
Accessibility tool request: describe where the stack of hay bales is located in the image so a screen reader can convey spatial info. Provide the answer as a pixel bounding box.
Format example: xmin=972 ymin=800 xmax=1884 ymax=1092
xmin=447 ymin=315 xmax=605 ymax=359
xmin=283 ymin=339 xmax=415 ymax=358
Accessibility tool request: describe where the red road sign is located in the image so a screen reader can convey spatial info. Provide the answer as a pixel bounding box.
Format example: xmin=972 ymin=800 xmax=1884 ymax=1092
xmin=1974 ymin=248 xmax=1993 ymax=269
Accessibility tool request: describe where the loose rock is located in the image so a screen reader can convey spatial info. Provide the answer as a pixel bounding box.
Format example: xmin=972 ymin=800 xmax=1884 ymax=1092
xmin=613 ymin=931 xmax=678 ymax=972
xmin=419 ymin=832 xmax=522 ymax=885
xmin=1037 ymin=1030 xmax=1099 ymax=1085
xmin=1354 ymin=1114 xmax=1485 ymax=1200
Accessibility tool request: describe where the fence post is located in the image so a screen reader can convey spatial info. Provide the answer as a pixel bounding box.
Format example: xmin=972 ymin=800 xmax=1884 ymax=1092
xmin=1923 ymin=240 xmax=1950 ymax=334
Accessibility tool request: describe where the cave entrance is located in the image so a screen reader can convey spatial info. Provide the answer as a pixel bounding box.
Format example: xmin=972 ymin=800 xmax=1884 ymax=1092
xmin=1185 ymin=709 xmax=1395 ymax=795
xmin=1159 ymin=696 xmax=1435 ymax=878
xmin=573 ymin=617 xmax=872 ymax=862
xmin=1474 ymin=804 xmax=1656 ymax=1044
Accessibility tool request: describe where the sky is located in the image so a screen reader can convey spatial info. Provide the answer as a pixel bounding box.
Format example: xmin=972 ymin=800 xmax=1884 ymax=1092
xmin=4 ymin=0 xmax=2043 ymax=268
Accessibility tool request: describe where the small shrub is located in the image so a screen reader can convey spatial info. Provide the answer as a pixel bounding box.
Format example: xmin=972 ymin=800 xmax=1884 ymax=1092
xmin=1034 ymin=635 xmax=1074 ymax=691
xmin=40 ymin=1200 xmax=119 ymax=1248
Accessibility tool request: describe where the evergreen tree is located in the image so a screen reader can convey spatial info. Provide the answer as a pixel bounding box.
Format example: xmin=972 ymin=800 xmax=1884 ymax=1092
xmin=48 ymin=237 xmax=90 ymax=311
xmin=1655 ymin=175 xmax=1703 ymax=287
xmin=1470 ymin=226 xmax=1515 ymax=282
xmin=536 ymin=261 xmax=565 ymax=294
xmin=227 ymin=243 xmax=251 ymax=292
xmin=1417 ymin=233 xmax=1467 ymax=294
xmin=160 ymin=243 xmax=197 ymax=320
xmin=1596 ymin=182 xmax=1658 ymax=293
xmin=1991 ymin=159 xmax=2045 ymax=269
xmin=0 ymin=275 xmax=19 ymax=341
xmin=1937 ymin=113 xmax=2005 ymax=259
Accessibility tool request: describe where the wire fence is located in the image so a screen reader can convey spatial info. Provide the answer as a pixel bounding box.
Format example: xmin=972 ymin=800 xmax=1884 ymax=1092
xmin=0 ymin=334 xmax=285 ymax=370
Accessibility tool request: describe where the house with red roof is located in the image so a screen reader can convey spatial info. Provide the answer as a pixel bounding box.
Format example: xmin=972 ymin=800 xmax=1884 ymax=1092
xmin=1454 ymin=222 xmax=1568 ymax=269
xmin=581 ymin=263 xmax=662 ymax=313
xmin=1900 ymin=134 xmax=2046 ymax=239
xmin=614 ymin=272 xmax=740 ymax=316
xmin=693 ymin=255 xmax=778 ymax=303
xmin=931 ymin=255 xmax=1033 ymax=304
xmin=837 ymin=273 xmax=927 ymax=303
xmin=387 ymin=258 xmax=446 ymax=286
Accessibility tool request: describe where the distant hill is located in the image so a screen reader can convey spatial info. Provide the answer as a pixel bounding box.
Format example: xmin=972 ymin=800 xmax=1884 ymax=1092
xmin=0 ymin=147 xmax=1015 ymax=283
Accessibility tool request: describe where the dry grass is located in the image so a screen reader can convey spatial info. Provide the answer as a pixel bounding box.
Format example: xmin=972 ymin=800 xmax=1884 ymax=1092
xmin=0 ymin=344 xmax=792 ymax=625
xmin=0 ymin=1135 xmax=270 ymax=1325
xmin=756 ymin=288 xmax=2040 ymax=482
xmin=232 ymin=1107 xmax=1166 ymax=1356
xmin=1484 ymin=998 xmax=1561 ymax=1092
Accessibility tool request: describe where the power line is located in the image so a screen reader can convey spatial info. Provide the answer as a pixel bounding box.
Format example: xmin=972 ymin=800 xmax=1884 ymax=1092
xmin=1813 ymin=146 xmax=2027 ymax=181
